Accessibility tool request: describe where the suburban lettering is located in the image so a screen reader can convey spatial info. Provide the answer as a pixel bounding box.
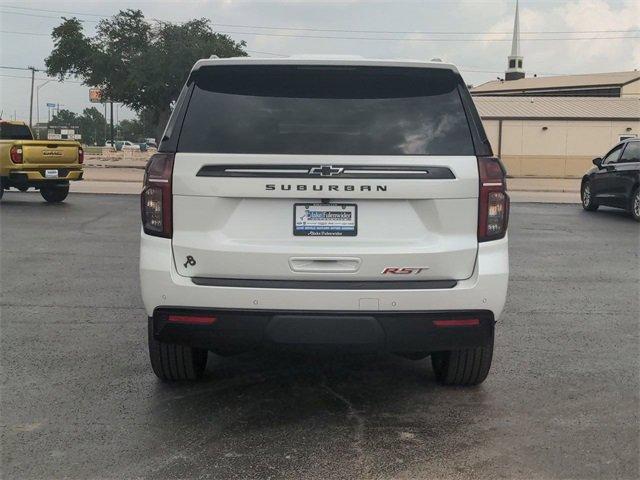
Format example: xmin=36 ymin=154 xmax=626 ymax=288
xmin=264 ymin=184 xmax=389 ymax=192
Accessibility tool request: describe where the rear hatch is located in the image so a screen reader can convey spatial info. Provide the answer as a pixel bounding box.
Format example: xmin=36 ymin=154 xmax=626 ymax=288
xmin=20 ymin=141 xmax=80 ymax=165
xmin=170 ymin=64 xmax=480 ymax=283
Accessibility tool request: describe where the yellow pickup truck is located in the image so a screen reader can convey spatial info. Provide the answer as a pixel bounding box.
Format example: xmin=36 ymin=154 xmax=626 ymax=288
xmin=0 ymin=120 xmax=83 ymax=202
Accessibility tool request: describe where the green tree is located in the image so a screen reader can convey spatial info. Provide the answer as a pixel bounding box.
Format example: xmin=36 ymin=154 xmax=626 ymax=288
xmin=117 ymin=118 xmax=145 ymax=142
xmin=46 ymin=10 xmax=247 ymax=142
xmin=49 ymin=109 xmax=78 ymax=128
xmin=79 ymin=107 xmax=107 ymax=145
xmin=50 ymin=107 xmax=107 ymax=145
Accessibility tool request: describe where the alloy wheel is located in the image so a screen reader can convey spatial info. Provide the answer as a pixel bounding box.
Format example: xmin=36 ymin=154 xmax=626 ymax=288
xmin=582 ymin=184 xmax=591 ymax=207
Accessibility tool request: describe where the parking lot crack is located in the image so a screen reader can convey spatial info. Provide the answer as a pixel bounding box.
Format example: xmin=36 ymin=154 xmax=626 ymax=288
xmin=322 ymin=382 xmax=371 ymax=476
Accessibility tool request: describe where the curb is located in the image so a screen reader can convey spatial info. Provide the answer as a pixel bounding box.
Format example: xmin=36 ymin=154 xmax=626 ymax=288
xmin=508 ymin=189 xmax=579 ymax=193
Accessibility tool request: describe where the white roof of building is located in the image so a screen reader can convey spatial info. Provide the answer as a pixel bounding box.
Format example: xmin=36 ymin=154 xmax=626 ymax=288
xmin=474 ymin=96 xmax=640 ymax=120
xmin=472 ymin=71 xmax=640 ymax=94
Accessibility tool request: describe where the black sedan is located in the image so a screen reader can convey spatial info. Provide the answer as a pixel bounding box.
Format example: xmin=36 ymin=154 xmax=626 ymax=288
xmin=581 ymin=139 xmax=640 ymax=222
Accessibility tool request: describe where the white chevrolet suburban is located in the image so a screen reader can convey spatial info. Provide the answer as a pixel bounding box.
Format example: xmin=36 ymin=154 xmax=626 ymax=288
xmin=140 ymin=56 xmax=509 ymax=386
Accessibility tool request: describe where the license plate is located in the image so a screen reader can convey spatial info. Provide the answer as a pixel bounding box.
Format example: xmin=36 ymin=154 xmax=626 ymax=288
xmin=44 ymin=169 xmax=58 ymax=178
xmin=294 ymin=203 xmax=357 ymax=236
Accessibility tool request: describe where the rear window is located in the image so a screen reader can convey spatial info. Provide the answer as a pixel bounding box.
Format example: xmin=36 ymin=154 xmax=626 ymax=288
xmin=0 ymin=123 xmax=32 ymax=140
xmin=177 ymin=66 xmax=475 ymax=155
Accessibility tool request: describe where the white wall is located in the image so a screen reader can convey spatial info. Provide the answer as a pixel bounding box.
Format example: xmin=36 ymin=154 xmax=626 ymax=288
xmin=482 ymin=119 xmax=640 ymax=177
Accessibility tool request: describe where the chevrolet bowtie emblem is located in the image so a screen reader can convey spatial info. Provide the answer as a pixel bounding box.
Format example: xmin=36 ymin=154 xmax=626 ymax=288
xmin=308 ymin=165 xmax=344 ymax=177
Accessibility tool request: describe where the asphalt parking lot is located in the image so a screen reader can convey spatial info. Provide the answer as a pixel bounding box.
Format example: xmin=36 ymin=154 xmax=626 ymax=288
xmin=1 ymin=193 xmax=639 ymax=480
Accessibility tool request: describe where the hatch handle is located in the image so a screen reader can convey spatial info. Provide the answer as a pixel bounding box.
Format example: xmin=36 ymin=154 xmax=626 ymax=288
xmin=289 ymin=257 xmax=361 ymax=273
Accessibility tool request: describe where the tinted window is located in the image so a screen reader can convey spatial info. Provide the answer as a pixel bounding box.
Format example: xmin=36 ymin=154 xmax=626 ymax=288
xmin=620 ymin=142 xmax=640 ymax=163
xmin=603 ymin=145 xmax=623 ymax=164
xmin=0 ymin=123 xmax=32 ymax=140
xmin=178 ymin=66 xmax=475 ymax=155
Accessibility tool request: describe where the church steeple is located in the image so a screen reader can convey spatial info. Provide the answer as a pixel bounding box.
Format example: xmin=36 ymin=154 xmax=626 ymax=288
xmin=505 ymin=0 xmax=525 ymax=81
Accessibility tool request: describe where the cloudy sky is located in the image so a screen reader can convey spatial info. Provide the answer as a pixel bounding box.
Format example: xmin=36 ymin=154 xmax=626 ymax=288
xmin=1 ymin=0 xmax=638 ymax=123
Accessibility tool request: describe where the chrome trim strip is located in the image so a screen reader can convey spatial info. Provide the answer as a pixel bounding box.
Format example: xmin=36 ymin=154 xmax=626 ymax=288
xmin=196 ymin=164 xmax=455 ymax=180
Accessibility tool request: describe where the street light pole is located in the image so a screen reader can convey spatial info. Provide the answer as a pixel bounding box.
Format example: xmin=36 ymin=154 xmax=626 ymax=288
xmin=35 ymin=80 xmax=52 ymax=139
xmin=28 ymin=66 xmax=36 ymax=128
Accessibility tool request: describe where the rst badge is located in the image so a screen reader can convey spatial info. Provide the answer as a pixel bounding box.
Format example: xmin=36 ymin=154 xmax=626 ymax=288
xmin=382 ymin=267 xmax=429 ymax=275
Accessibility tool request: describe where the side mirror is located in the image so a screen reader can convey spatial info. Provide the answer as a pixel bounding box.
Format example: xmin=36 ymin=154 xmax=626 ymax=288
xmin=592 ymin=157 xmax=603 ymax=169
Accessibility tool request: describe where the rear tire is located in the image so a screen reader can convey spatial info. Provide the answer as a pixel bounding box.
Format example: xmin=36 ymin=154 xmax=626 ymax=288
xmin=0 ymin=186 xmax=3 ymax=201
xmin=148 ymin=318 xmax=208 ymax=381
xmin=40 ymin=184 xmax=69 ymax=203
xmin=581 ymin=181 xmax=598 ymax=211
xmin=630 ymin=187 xmax=640 ymax=222
xmin=431 ymin=340 xmax=493 ymax=386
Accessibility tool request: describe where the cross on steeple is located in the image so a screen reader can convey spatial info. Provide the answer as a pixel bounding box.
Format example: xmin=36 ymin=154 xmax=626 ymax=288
xmin=505 ymin=0 xmax=525 ymax=81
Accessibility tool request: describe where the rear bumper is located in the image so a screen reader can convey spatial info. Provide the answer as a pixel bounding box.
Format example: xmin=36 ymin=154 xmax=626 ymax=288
xmin=7 ymin=168 xmax=83 ymax=183
xmin=151 ymin=307 xmax=494 ymax=353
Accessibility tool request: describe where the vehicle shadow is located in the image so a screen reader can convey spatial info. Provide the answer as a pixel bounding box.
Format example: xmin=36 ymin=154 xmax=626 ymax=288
xmin=0 ymin=194 xmax=73 ymax=208
xmin=578 ymin=206 xmax=637 ymax=223
xmin=138 ymin=349 xmax=493 ymax=479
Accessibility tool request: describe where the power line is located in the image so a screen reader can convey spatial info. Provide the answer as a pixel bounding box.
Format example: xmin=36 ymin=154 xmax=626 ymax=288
xmin=2 ymin=25 xmax=637 ymax=43
xmin=2 ymin=5 xmax=639 ymax=36
xmin=214 ymin=23 xmax=640 ymax=36
xmin=217 ymin=30 xmax=640 ymax=42
xmin=0 ymin=73 xmax=40 ymax=80
xmin=0 ymin=65 xmax=39 ymax=71
xmin=245 ymin=49 xmax=289 ymax=57
xmin=2 ymin=4 xmax=109 ymax=18
xmin=0 ymin=74 xmax=83 ymax=84
xmin=0 ymin=9 xmax=99 ymax=22
xmin=0 ymin=30 xmax=50 ymax=37
xmin=1 ymin=65 xmax=45 ymax=72
xmin=0 ymin=67 xmax=84 ymax=84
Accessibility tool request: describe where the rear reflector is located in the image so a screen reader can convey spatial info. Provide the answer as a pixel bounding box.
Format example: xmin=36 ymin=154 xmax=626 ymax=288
xmin=433 ymin=319 xmax=480 ymax=327
xmin=167 ymin=314 xmax=217 ymax=325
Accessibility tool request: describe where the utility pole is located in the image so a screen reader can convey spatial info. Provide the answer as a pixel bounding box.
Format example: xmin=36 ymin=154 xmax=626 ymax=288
xmin=110 ymin=101 xmax=114 ymax=144
xmin=28 ymin=66 xmax=36 ymax=128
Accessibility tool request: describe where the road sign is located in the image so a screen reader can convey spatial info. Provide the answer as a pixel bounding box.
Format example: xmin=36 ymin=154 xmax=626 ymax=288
xmin=46 ymin=103 xmax=56 ymax=108
xmin=89 ymin=88 xmax=103 ymax=103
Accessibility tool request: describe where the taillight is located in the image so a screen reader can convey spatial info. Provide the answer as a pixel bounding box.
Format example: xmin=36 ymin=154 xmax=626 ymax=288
xmin=478 ymin=156 xmax=509 ymax=242
xmin=10 ymin=145 xmax=23 ymax=164
xmin=141 ymin=153 xmax=174 ymax=238
xmin=78 ymin=147 xmax=84 ymax=164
